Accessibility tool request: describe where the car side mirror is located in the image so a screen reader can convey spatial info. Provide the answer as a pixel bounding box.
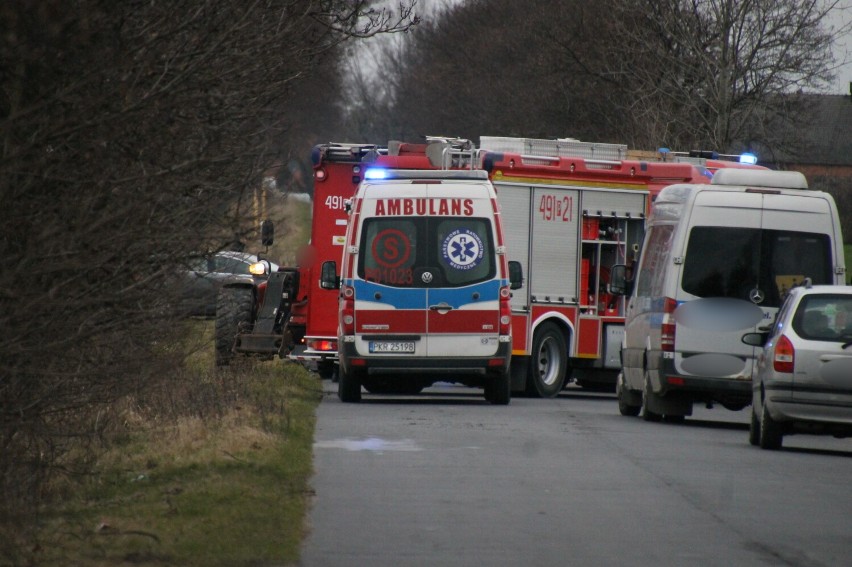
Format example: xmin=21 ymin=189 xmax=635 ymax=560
xmin=741 ymin=332 xmax=769 ymax=347
xmin=508 ymin=260 xmax=524 ymax=290
xmin=320 ymin=260 xmax=339 ymax=290
xmin=261 ymin=220 xmax=274 ymax=247
xmin=609 ymin=264 xmax=632 ymax=296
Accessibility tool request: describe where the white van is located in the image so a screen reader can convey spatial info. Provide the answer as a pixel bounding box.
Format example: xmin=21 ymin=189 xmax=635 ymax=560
xmin=321 ymin=169 xmax=522 ymax=404
xmin=610 ymin=169 xmax=846 ymax=420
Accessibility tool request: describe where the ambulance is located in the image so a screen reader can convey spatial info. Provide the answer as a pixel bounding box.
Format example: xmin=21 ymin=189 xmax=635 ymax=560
xmin=321 ymin=168 xmax=521 ymax=404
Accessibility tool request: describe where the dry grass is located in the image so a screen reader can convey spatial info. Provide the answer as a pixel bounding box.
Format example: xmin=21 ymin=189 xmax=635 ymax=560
xmin=14 ymin=321 xmax=323 ymax=567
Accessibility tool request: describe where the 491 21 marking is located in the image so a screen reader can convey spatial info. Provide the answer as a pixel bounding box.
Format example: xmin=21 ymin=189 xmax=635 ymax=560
xmin=539 ymin=194 xmax=573 ymax=221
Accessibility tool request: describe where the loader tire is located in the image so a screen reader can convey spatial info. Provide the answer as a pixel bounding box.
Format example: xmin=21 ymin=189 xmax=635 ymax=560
xmin=215 ymin=286 xmax=254 ymax=367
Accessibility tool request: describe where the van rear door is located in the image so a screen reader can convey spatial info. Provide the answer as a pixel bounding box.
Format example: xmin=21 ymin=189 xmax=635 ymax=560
xmin=675 ymin=190 xmax=835 ymax=379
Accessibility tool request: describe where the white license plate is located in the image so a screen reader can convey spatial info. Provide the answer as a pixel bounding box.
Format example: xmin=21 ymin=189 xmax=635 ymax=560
xmin=369 ymin=341 xmax=415 ymax=353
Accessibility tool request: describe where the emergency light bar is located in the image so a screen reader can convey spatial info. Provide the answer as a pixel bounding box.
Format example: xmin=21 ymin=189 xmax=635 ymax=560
xmin=658 ymin=147 xmax=759 ymax=165
xmin=364 ymin=168 xmax=388 ymax=180
xmin=363 ymin=168 xmax=488 ymax=181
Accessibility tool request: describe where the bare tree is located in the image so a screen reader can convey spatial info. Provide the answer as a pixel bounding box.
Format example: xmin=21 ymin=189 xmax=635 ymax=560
xmin=596 ymin=0 xmax=847 ymax=151
xmin=0 ymin=0 xmax=417 ymax=549
xmin=345 ymin=0 xmax=847 ymax=156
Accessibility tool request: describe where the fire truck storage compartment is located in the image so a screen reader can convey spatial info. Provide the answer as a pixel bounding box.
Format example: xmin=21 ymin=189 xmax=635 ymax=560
xmin=496 ymin=184 xmax=534 ymax=310
xmin=580 ymin=191 xmax=646 ymax=314
xmin=604 ymin=325 xmax=624 ymax=368
xmin=528 ymin=187 xmax=581 ymax=303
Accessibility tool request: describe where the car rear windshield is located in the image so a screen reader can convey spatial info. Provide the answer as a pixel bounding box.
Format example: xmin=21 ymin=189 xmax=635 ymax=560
xmin=359 ymin=217 xmax=496 ymax=288
xmin=793 ymin=294 xmax=852 ymax=341
xmin=682 ymin=227 xmax=831 ymax=307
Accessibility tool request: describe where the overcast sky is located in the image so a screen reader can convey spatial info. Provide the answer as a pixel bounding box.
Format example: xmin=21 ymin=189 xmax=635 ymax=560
xmin=369 ymin=0 xmax=851 ymax=94
xmin=828 ymin=2 xmax=852 ymax=94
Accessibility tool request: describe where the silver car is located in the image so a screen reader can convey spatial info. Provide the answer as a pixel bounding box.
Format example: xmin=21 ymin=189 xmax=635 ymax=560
xmin=744 ymin=282 xmax=852 ymax=449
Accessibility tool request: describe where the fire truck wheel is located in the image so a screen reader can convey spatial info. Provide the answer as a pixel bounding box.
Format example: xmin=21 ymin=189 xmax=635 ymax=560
xmin=526 ymin=323 xmax=567 ymax=398
xmin=338 ymin=366 xmax=362 ymax=403
xmin=317 ymin=360 xmax=336 ymax=380
xmin=485 ymin=369 xmax=511 ymax=405
xmin=641 ymin=371 xmax=663 ymax=422
xmin=215 ymin=286 xmax=254 ymax=367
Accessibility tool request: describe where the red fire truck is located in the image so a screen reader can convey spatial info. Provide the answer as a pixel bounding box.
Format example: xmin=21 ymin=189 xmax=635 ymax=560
xmin=279 ymin=139 xmax=475 ymax=378
xmin=218 ymin=135 xmax=761 ymax=396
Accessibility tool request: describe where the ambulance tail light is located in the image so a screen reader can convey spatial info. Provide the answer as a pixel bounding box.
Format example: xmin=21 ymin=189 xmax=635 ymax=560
xmin=341 ymin=285 xmax=355 ymax=335
xmin=661 ymin=297 xmax=678 ymax=352
xmin=773 ymin=334 xmax=795 ymax=373
xmin=499 ymin=286 xmax=512 ymax=335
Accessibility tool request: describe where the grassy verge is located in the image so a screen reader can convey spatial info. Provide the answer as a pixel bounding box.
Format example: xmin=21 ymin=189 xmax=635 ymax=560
xmin=845 ymin=244 xmax=852 ymax=284
xmin=32 ymin=321 xmax=322 ymax=566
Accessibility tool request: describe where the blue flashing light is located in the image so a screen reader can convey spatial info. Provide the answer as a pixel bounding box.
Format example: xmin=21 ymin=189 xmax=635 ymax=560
xmin=739 ymin=153 xmax=758 ymax=165
xmin=364 ymin=168 xmax=388 ymax=180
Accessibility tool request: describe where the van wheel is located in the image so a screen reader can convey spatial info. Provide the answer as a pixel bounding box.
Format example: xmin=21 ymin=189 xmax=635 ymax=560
xmin=617 ymin=372 xmax=641 ymax=416
xmin=759 ymin=404 xmax=783 ymax=450
xmin=749 ymin=406 xmax=761 ymax=446
xmin=641 ymin=371 xmax=662 ymax=422
xmin=526 ymin=323 xmax=567 ymax=398
xmin=485 ymin=369 xmax=511 ymax=405
xmin=215 ymin=286 xmax=254 ymax=367
xmin=338 ymin=366 xmax=362 ymax=403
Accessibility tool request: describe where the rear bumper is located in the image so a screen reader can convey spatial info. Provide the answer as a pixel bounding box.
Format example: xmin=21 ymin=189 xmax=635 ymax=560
xmin=649 ymin=353 xmax=751 ymax=403
xmin=288 ymin=348 xmax=338 ymax=363
xmin=766 ymin=383 xmax=852 ymax=428
xmin=340 ymin=341 xmax=511 ymax=375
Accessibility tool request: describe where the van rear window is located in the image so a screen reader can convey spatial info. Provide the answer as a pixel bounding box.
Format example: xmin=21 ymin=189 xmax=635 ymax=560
xmin=359 ymin=217 xmax=496 ymax=288
xmin=682 ymin=227 xmax=831 ymax=307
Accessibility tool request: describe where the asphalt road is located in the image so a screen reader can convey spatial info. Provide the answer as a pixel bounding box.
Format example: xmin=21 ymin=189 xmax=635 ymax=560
xmin=298 ymin=383 xmax=851 ymax=567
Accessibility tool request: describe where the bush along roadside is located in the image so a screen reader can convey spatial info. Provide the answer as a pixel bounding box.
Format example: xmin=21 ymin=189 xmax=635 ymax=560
xmin=8 ymin=321 xmax=322 ymax=567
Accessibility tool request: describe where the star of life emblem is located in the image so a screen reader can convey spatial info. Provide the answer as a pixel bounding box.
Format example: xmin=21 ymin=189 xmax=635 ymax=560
xmin=442 ymin=228 xmax=483 ymax=271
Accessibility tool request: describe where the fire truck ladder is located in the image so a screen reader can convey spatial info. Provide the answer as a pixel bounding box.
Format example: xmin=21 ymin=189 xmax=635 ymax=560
xmin=423 ymin=136 xmax=479 ymax=170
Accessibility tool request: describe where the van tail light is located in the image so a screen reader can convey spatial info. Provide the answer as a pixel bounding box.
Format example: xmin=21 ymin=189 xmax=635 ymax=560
xmin=341 ymin=285 xmax=355 ymax=335
xmin=499 ymin=285 xmax=512 ymax=335
xmin=773 ymin=334 xmax=795 ymax=373
xmin=661 ymin=296 xmax=677 ymax=352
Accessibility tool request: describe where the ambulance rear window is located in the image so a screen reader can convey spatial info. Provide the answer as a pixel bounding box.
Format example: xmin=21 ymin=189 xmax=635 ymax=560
xmin=359 ymin=217 xmax=496 ymax=288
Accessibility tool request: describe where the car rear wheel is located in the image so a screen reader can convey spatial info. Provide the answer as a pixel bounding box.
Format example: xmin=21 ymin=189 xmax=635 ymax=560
xmin=526 ymin=323 xmax=567 ymax=398
xmin=759 ymin=404 xmax=783 ymax=450
xmin=749 ymin=406 xmax=761 ymax=446
xmin=215 ymin=286 xmax=254 ymax=367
